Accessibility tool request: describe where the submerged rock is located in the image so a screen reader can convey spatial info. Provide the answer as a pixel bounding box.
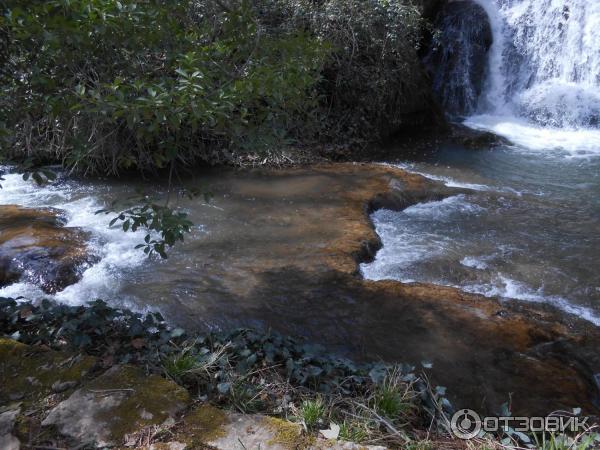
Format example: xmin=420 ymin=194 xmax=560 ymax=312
xmin=448 ymin=123 xmax=511 ymax=148
xmin=139 ymin=163 xmax=600 ymax=416
xmin=0 ymin=205 xmax=97 ymax=292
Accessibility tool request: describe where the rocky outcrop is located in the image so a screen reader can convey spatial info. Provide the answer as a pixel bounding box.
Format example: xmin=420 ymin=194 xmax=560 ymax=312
xmin=0 ymin=407 xmax=20 ymax=450
xmin=43 ymin=365 xmax=190 ymax=447
xmin=1 ymin=339 xmax=382 ymax=449
xmin=0 ymin=205 xmax=97 ymax=292
xmin=424 ymin=0 xmax=493 ymax=116
xmin=145 ymin=163 xmax=600 ymax=416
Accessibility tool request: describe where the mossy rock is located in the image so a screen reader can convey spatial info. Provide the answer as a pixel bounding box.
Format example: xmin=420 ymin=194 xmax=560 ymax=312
xmin=176 ymin=404 xmax=228 ymax=447
xmin=42 ymin=364 xmax=190 ymax=447
xmin=0 ymin=338 xmax=96 ymax=406
xmin=194 ymin=411 xmax=306 ymax=450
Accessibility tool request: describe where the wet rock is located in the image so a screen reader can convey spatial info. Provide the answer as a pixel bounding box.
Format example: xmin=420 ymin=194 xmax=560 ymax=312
xmin=0 ymin=205 xmax=98 ymax=293
xmin=448 ymin=123 xmax=511 ymax=148
xmin=425 ymin=0 xmax=493 ymax=116
xmin=155 ymin=163 xmax=600 ymax=416
xmin=42 ymin=365 xmax=190 ymax=447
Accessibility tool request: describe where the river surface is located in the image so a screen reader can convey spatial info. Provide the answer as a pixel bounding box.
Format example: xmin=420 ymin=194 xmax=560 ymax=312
xmin=1 ymin=137 xmax=599 ymax=330
xmin=362 ymin=143 xmax=600 ymax=326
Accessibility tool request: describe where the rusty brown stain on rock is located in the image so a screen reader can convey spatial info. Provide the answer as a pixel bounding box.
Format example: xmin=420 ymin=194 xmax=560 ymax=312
xmin=190 ymin=162 xmax=600 ymax=416
xmin=0 ymin=205 xmax=97 ymax=292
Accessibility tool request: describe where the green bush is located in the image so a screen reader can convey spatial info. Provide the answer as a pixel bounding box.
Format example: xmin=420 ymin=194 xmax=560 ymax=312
xmin=1 ymin=0 xmax=428 ymax=175
xmin=1 ymin=0 xmax=327 ymax=173
xmin=288 ymin=0 xmax=427 ymax=140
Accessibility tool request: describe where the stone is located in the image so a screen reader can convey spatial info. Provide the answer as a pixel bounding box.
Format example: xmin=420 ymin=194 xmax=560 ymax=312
xmin=147 ymin=163 xmax=600 ymax=416
xmin=42 ymin=365 xmax=190 ymax=448
xmin=0 ymin=338 xmax=96 ymax=406
xmin=425 ymin=0 xmax=493 ymax=115
xmin=149 ymin=443 xmax=187 ymax=450
xmin=0 ymin=407 xmax=21 ymax=450
xmin=51 ymin=380 xmax=78 ymax=393
xmin=0 ymin=205 xmax=98 ymax=293
xmin=310 ymin=441 xmax=387 ymax=450
xmin=175 ymin=406 xmax=387 ymax=450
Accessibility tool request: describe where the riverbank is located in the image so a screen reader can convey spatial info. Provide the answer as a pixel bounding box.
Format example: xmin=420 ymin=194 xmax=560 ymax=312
xmin=0 ymin=297 xmax=452 ymax=449
xmin=1 ymin=295 xmax=597 ymax=450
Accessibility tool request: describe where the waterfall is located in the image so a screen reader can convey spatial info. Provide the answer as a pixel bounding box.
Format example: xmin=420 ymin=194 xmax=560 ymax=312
xmin=473 ymin=0 xmax=600 ymax=128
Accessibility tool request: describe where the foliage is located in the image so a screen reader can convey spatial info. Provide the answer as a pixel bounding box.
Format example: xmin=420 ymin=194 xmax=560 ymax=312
xmin=338 ymin=420 xmax=369 ymax=443
xmin=3 ymin=297 xmax=597 ymax=448
xmin=0 ymin=296 xmax=453 ymax=446
xmin=373 ymin=371 xmax=413 ymax=419
xmin=1 ymin=0 xmax=429 ymax=175
xmin=163 ymin=349 xmax=200 ymax=383
xmin=282 ymin=0 xmax=427 ymax=141
xmin=531 ymin=431 xmax=600 ymax=450
xmin=1 ymin=0 xmax=328 ymax=174
xmin=96 ymin=195 xmax=194 ymax=258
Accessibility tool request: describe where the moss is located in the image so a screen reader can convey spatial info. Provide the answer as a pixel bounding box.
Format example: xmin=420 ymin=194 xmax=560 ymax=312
xmin=0 ymin=338 xmax=96 ymax=405
xmin=179 ymin=404 xmax=228 ymax=445
xmin=88 ymin=365 xmax=190 ymax=442
xmin=264 ymin=416 xmax=306 ymax=449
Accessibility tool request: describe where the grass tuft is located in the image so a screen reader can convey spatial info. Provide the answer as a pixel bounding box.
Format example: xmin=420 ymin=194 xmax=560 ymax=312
xmin=372 ymin=368 xmax=414 ymax=420
xmin=162 ymin=351 xmax=198 ymax=382
xmin=339 ymin=420 xmax=369 ymax=443
xmin=299 ymin=397 xmax=327 ymax=429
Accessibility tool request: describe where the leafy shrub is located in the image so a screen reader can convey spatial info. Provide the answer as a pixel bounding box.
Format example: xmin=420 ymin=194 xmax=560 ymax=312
xmin=290 ymin=0 xmax=429 ymax=140
xmin=1 ymin=0 xmax=430 ymax=174
xmin=1 ymin=0 xmax=327 ymax=173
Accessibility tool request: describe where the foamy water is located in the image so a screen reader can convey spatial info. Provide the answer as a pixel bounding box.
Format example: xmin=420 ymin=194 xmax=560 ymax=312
xmin=462 ymin=0 xmax=600 ymax=155
xmin=363 ymin=147 xmax=600 ymax=327
xmin=465 ymin=114 xmax=600 ymax=157
xmin=0 ymin=171 xmax=149 ymax=308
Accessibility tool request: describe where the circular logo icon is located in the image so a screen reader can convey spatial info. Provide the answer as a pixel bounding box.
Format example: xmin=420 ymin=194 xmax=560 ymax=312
xmin=451 ymin=409 xmax=482 ymax=440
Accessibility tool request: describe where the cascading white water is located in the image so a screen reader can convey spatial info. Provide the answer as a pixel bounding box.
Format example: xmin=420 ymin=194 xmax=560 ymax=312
xmin=466 ymin=0 xmax=600 ymax=154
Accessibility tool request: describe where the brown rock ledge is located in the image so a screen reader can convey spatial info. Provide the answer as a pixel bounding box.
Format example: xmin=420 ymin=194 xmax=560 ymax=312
xmin=145 ymin=163 xmax=600 ymax=416
xmin=0 ymin=205 xmax=97 ymax=292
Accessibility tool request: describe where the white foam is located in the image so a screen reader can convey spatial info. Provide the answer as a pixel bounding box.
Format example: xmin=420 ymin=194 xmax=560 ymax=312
xmin=465 ymin=114 xmax=600 ymax=156
xmin=362 ymin=192 xmax=600 ymax=327
xmin=465 ymin=0 xmax=600 ymax=155
xmin=460 ymin=256 xmax=489 ymax=270
xmin=361 ymin=196 xmax=483 ymax=281
xmin=391 ymin=162 xmax=523 ymax=195
xmin=0 ymin=172 xmax=149 ymax=306
xmin=463 ymin=275 xmax=600 ymax=326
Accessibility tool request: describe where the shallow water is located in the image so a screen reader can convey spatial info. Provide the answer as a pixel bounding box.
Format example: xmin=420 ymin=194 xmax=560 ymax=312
xmin=2 ymin=158 xmax=600 ymax=413
xmin=361 ymin=142 xmax=600 ymax=325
